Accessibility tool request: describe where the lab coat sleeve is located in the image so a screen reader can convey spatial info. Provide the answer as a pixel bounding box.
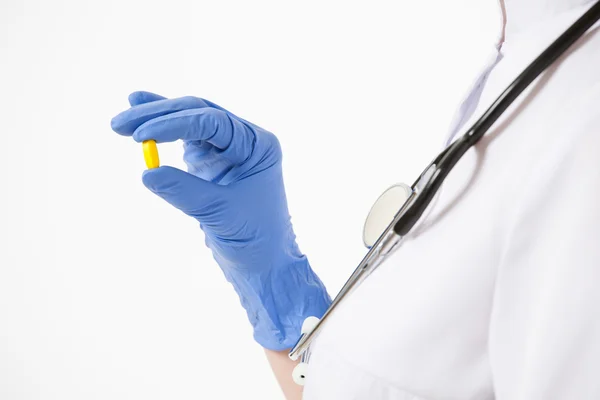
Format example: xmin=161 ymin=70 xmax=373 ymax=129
xmin=489 ymin=118 xmax=600 ymax=399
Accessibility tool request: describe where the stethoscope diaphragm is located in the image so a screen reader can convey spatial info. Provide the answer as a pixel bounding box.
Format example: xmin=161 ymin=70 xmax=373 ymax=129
xmin=362 ymin=183 xmax=412 ymax=248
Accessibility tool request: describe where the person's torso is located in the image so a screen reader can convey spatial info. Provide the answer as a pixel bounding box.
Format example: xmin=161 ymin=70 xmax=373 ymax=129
xmin=303 ymin=2 xmax=600 ymax=399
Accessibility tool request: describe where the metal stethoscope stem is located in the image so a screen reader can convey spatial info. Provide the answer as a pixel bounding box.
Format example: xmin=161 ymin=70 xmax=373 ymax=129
xmin=289 ymin=174 xmax=423 ymax=361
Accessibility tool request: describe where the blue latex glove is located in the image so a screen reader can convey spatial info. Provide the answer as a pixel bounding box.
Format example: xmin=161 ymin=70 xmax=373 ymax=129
xmin=111 ymin=91 xmax=331 ymax=350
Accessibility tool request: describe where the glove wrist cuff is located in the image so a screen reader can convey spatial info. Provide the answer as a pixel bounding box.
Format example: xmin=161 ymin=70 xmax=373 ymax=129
xmin=226 ymin=257 xmax=331 ymax=351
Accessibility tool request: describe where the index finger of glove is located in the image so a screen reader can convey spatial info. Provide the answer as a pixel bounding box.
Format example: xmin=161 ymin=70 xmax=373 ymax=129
xmin=128 ymin=91 xmax=167 ymax=106
xmin=133 ymin=108 xmax=255 ymax=165
xmin=111 ymin=96 xmax=212 ymax=136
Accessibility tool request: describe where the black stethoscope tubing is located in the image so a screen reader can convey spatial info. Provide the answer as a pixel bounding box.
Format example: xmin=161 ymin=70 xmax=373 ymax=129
xmin=396 ymin=0 xmax=600 ymax=237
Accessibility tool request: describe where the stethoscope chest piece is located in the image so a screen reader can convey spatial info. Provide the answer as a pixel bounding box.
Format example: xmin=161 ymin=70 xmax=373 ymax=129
xmin=291 ymin=184 xmax=412 ymax=385
xmin=362 ymin=183 xmax=412 ymax=248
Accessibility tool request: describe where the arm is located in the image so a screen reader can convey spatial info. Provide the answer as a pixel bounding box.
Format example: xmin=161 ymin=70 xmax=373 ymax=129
xmin=490 ymin=119 xmax=600 ymax=398
xmin=111 ymin=91 xmax=330 ymax=397
xmin=265 ymin=349 xmax=303 ymax=400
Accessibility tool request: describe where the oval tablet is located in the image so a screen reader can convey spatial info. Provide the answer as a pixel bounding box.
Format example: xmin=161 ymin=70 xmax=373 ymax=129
xmin=142 ymin=140 xmax=160 ymax=169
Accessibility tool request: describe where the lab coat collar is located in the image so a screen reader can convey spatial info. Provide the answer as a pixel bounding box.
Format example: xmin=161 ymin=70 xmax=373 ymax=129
xmin=499 ymin=0 xmax=595 ymax=39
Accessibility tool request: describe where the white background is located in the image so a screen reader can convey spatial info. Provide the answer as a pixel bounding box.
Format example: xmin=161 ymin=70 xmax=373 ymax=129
xmin=0 ymin=1 xmax=498 ymax=398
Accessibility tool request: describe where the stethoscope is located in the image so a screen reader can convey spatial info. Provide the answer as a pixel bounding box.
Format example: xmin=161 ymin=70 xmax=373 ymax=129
xmin=288 ymin=0 xmax=600 ymax=386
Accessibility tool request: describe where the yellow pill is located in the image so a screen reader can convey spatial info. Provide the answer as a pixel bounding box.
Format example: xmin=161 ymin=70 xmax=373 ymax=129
xmin=142 ymin=140 xmax=160 ymax=169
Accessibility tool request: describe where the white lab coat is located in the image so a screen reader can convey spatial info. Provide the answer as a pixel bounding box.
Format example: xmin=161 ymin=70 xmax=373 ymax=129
xmin=303 ymin=0 xmax=600 ymax=398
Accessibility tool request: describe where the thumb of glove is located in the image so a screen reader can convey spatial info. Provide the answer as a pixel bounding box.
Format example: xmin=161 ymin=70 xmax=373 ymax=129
xmin=142 ymin=166 xmax=224 ymax=221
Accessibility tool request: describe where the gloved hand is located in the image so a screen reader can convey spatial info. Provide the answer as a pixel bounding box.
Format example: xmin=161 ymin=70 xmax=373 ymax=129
xmin=111 ymin=91 xmax=330 ymax=350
